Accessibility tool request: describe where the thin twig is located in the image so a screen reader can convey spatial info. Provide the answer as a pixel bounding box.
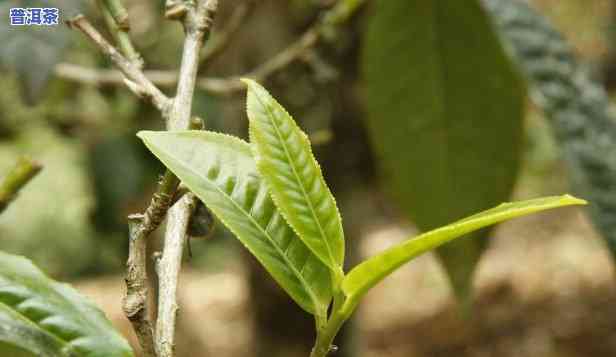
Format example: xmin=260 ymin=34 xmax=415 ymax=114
xmin=54 ymin=62 xmax=240 ymax=94
xmin=97 ymin=0 xmax=143 ymax=67
xmin=57 ymin=0 xmax=366 ymax=96
xmin=66 ymin=15 xmax=170 ymax=114
xmin=0 ymin=157 xmax=42 ymax=214
xmin=102 ymin=0 xmax=130 ymax=29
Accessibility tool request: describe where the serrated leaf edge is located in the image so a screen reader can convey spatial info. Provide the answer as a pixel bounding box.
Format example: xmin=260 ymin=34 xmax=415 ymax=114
xmin=242 ymin=78 xmax=345 ymax=272
xmin=138 ymin=130 xmax=330 ymax=316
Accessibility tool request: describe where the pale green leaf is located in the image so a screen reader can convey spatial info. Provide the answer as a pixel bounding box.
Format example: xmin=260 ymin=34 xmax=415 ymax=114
xmin=243 ymin=79 xmax=345 ymax=274
xmin=362 ymin=0 xmax=526 ymax=301
xmin=342 ymin=195 xmax=585 ymax=306
xmin=138 ymin=130 xmax=332 ymax=316
xmin=0 ymin=251 xmax=134 ymax=357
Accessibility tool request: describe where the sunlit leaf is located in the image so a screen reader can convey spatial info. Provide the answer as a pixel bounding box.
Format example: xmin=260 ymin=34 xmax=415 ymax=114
xmin=138 ymin=130 xmax=333 ymax=316
xmin=0 ymin=251 xmax=134 ymax=357
xmin=342 ymin=195 xmax=585 ymax=308
xmin=243 ymin=79 xmax=345 ymax=275
xmin=362 ymin=0 xmax=526 ymax=301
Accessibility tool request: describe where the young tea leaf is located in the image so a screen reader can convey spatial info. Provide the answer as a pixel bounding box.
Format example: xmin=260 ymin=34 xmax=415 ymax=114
xmin=0 ymin=251 xmax=134 ymax=357
xmin=341 ymin=195 xmax=585 ymax=308
xmin=243 ymin=79 xmax=345 ymax=275
xmin=138 ymin=130 xmax=333 ymax=316
xmin=362 ymin=0 xmax=526 ymax=302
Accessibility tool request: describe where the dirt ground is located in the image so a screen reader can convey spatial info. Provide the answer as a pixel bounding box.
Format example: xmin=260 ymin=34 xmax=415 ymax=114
xmin=76 ymin=205 xmax=616 ymax=357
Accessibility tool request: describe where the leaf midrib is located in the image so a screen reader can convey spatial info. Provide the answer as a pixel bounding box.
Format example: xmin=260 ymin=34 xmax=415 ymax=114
xmin=0 ymin=301 xmax=70 ymax=351
xmin=0 ymin=279 xmax=100 ymax=351
xmin=163 ymin=143 xmax=325 ymax=315
xmin=251 ymin=91 xmax=339 ymax=268
xmin=431 ymin=0 xmax=456 ymax=225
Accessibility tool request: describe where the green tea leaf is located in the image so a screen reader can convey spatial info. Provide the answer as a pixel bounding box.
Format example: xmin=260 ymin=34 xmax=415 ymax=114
xmin=243 ymin=79 xmax=345 ymax=274
xmin=0 ymin=251 xmax=134 ymax=357
xmin=342 ymin=195 xmax=586 ymax=308
xmin=0 ymin=303 xmax=68 ymax=356
xmin=483 ymin=0 xmax=616 ymax=262
xmin=138 ymin=130 xmax=332 ymax=316
xmin=362 ymin=0 xmax=526 ymax=300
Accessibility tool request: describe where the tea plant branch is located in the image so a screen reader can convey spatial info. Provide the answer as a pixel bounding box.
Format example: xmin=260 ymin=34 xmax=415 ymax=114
xmin=154 ymin=1 xmax=218 ymax=356
xmin=54 ymin=62 xmax=238 ymax=93
xmin=125 ymin=217 xmax=157 ymax=357
xmin=0 ymin=157 xmax=42 ymax=214
xmin=69 ymin=1 xmax=218 ymax=355
xmin=66 ymin=12 xmax=172 ymax=357
xmin=56 ymin=0 xmax=366 ymax=95
xmin=97 ymin=0 xmax=143 ymax=67
xmin=155 ymin=193 xmax=197 ymax=357
xmin=102 ymin=0 xmax=130 ymax=30
xmin=66 ymin=16 xmax=170 ymax=114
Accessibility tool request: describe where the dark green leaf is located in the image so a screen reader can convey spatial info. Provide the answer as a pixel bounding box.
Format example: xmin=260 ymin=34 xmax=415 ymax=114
xmin=243 ymin=79 xmax=345 ymax=275
xmin=483 ymin=0 xmax=616 ymax=261
xmin=342 ymin=195 xmax=585 ymax=309
xmin=362 ymin=0 xmax=526 ymax=300
xmin=138 ymin=130 xmax=333 ymax=317
xmin=0 ymin=251 xmax=134 ymax=357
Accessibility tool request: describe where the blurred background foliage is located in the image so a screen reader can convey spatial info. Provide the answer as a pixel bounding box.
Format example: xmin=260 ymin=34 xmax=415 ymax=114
xmin=1 ymin=0 xmax=616 ymax=356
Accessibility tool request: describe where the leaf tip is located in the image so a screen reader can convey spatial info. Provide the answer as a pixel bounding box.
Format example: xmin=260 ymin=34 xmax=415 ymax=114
xmin=240 ymin=77 xmax=258 ymax=89
xmin=136 ymin=130 xmax=152 ymax=140
xmin=561 ymin=194 xmax=587 ymax=206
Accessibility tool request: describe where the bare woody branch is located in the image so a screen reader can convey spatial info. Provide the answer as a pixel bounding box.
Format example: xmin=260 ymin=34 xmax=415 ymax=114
xmin=124 ymin=217 xmax=157 ymax=357
xmin=154 ymin=194 xmax=197 ymax=357
xmin=67 ymin=12 xmax=171 ymax=357
xmin=0 ymin=157 xmax=42 ymax=214
xmin=66 ymin=15 xmax=170 ymax=114
xmin=153 ymin=1 xmax=218 ymax=356
xmin=57 ymin=0 xmax=366 ymax=96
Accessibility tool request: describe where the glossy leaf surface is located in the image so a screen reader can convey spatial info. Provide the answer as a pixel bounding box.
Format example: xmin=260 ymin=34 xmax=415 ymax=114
xmin=0 ymin=251 xmax=134 ymax=357
xmin=362 ymin=0 xmax=526 ymax=300
xmin=243 ymin=79 xmax=345 ymax=272
xmin=342 ymin=195 xmax=585 ymax=306
xmin=138 ymin=130 xmax=333 ymax=316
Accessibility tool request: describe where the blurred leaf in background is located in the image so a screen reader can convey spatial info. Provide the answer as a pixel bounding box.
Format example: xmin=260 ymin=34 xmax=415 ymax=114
xmin=362 ymin=0 xmax=526 ymax=304
xmin=483 ymin=0 xmax=616 ymax=262
xmin=0 ymin=124 xmax=96 ymax=278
